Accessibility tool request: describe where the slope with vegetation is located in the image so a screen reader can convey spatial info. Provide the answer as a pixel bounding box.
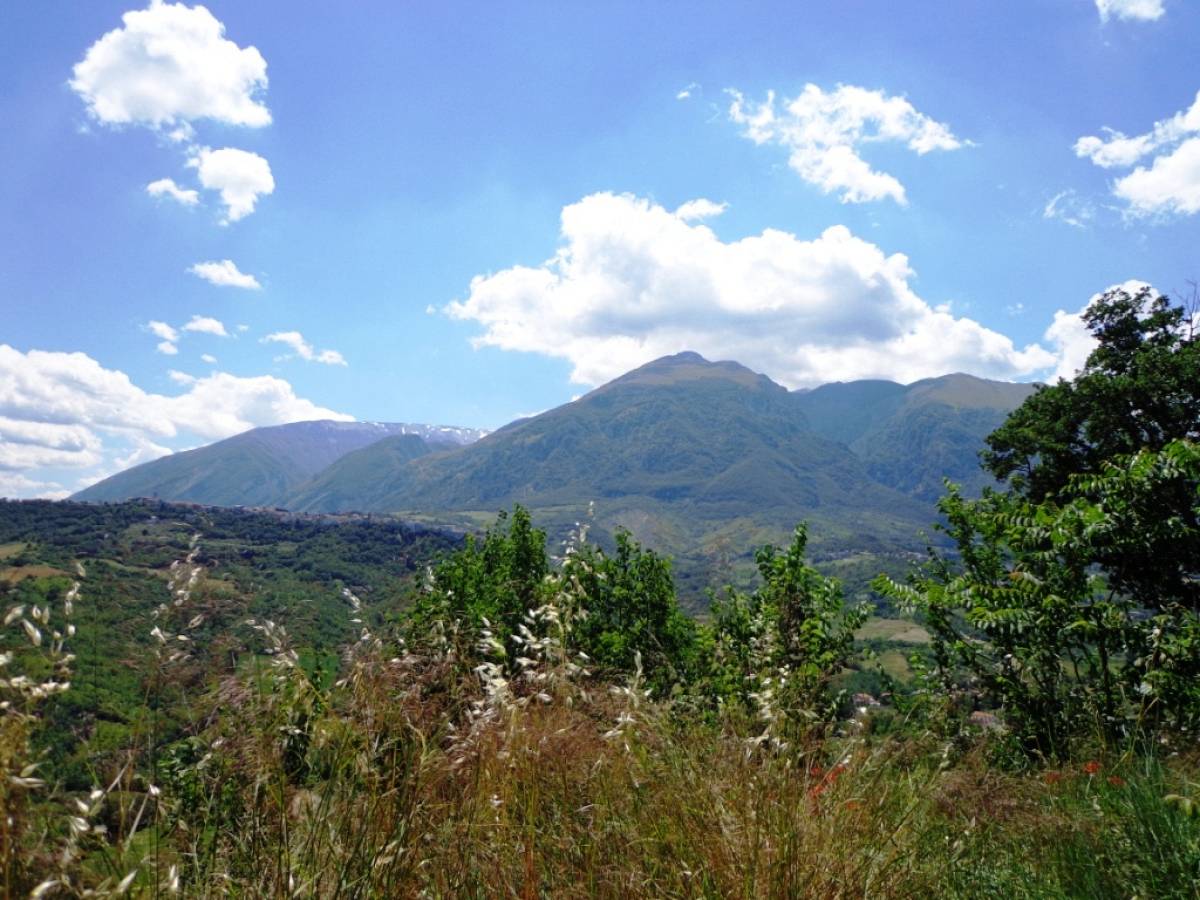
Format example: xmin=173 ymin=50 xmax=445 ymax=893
xmin=72 ymin=421 xmax=483 ymax=507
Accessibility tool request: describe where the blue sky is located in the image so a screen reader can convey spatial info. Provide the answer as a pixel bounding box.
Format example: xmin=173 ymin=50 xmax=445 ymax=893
xmin=2 ymin=0 xmax=1198 ymax=497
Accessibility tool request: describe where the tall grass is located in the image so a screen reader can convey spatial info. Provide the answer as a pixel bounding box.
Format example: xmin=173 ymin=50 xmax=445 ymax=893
xmin=3 ymin=539 xmax=1198 ymax=897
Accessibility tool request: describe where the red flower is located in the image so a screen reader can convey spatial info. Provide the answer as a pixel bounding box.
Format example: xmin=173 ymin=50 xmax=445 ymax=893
xmin=1082 ymin=760 xmax=1102 ymax=776
xmin=843 ymin=800 xmax=862 ymax=811
xmin=1043 ymin=771 xmax=1064 ymax=785
xmin=808 ymin=766 xmax=824 ymax=779
xmin=1107 ymin=776 xmax=1125 ymax=787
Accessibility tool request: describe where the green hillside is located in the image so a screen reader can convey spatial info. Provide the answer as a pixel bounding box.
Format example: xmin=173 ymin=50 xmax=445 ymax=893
xmin=69 ymin=356 xmax=1037 ymax=602
xmin=288 ymin=353 xmax=936 ymax=598
xmin=285 ymin=433 xmax=455 ymax=511
xmin=0 ymin=498 xmax=461 ymax=786
xmin=71 ymin=421 xmax=477 ymax=507
xmin=796 ymin=372 xmax=1037 ymax=501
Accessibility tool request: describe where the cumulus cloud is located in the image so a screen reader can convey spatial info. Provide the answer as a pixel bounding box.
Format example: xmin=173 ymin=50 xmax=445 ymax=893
xmin=1095 ymin=0 xmax=1165 ymax=22
xmin=445 ymin=192 xmax=1057 ymax=388
xmin=182 ymin=315 xmax=229 ymax=337
xmin=188 ymin=146 xmax=274 ymax=223
xmin=146 ymin=177 xmax=199 ymax=206
xmin=70 ymin=0 xmax=270 ymax=134
xmin=1075 ymin=91 xmax=1200 ymax=216
xmin=0 ymin=343 xmax=352 ymax=497
xmin=156 ymin=341 xmax=179 ymax=356
xmin=728 ymin=84 xmax=964 ymax=204
xmin=188 ymin=259 xmax=261 ymax=289
xmin=200 ymin=353 xmax=217 ymax=364
xmin=262 ymin=332 xmax=348 ymax=366
xmin=0 ymin=417 xmax=104 ymax=471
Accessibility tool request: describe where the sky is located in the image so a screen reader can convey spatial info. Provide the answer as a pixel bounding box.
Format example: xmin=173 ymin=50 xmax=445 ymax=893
xmin=2 ymin=0 xmax=1199 ymax=499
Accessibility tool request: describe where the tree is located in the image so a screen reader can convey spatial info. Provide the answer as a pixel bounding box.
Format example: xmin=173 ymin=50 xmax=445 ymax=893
xmin=985 ymin=283 xmax=1199 ymax=612
xmin=567 ymin=530 xmax=698 ymax=692
xmin=710 ymin=525 xmax=867 ymax=742
xmin=876 ymin=442 xmax=1200 ymax=755
xmin=408 ymin=506 xmax=549 ymax=647
xmin=984 ymin=284 xmax=1198 ymax=501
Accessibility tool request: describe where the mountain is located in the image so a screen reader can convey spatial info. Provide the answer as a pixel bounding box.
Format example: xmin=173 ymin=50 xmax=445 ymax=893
xmin=72 ymin=421 xmax=485 ymax=506
xmin=72 ymin=354 xmax=1037 ymax=603
xmin=284 ymin=354 xmax=944 ymax=596
xmin=285 ymin=433 xmax=459 ymax=512
xmin=795 ymin=373 xmax=1037 ymax=501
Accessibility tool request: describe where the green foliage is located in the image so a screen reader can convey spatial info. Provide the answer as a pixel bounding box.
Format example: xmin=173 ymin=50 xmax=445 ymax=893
xmin=567 ymin=529 xmax=699 ymax=692
xmin=0 ymin=499 xmax=458 ymax=785
xmin=709 ymin=525 xmax=868 ymax=740
xmin=409 ymin=507 xmax=701 ymax=693
xmin=875 ymin=285 xmax=1200 ymax=759
xmin=408 ymin=505 xmax=550 ymax=647
xmin=985 ymin=284 xmax=1199 ymax=501
xmin=877 ymin=442 xmax=1200 ymax=757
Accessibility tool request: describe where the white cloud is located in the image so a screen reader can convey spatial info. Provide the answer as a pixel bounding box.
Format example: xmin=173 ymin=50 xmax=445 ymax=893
xmin=70 ymin=0 xmax=270 ymax=133
xmin=146 ymin=177 xmax=199 ymax=206
xmin=444 ymin=192 xmax=1057 ymax=388
xmin=200 ymin=353 xmax=217 ymax=364
xmin=262 ymin=331 xmax=348 ymax=366
xmin=148 ymin=320 xmax=179 ymax=342
xmin=167 ymin=369 xmax=195 ymax=384
xmin=674 ymin=198 xmax=727 ymax=221
xmin=728 ymin=84 xmax=964 ymax=204
xmin=676 ymin=82 xmax=699 ymax=101
xmin=1095 ymin=0 xmax=1165 ymax=22
xmin=113 ymin=435 xmax=172 ymax=470
xmin=1113 ymin=138 xmax=1200 ymax=216
xmin=182 ymin=315 xmax=229 ymax=337
xmin=0 ymin=343 xmax=352 ymax=497
xmin=1043 ymin=189 xmax=1095 ymax=228
xmin=188 ymin=147 xmax=274 ymax=223
xmin=0 ymin=472 xmax=69 ymax=501
xmin=157 ymin=340 xmax=179 ymax=356
xmin=0 ymin=417 xmax=104 ymax=471
xmin=1076 ymin=91 xmax=1200 ymax=216
xmin=188 ymin=259 xmax=261 ymax=290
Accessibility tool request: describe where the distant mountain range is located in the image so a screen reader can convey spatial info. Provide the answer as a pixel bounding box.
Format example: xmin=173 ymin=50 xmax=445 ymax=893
xmin=73 ymin=421 xmax=486 ymax=508
xmin=73 ymin=353 xmax=1036 ymax=600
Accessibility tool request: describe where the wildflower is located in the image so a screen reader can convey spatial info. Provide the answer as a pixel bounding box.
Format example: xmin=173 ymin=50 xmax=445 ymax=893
xmin=1043 ymin=771 xmax=1064 ymax=785
xmin=1082 ymin=760 xmax=1102 ymax=776
xmin=1107 ymin=776 xmax=1125 ymax=787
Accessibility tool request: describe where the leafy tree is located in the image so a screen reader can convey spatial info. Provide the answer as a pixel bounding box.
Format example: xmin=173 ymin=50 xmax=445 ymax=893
xmin=984 ymin=285 xmax=1199 ymax=613
xmin=878 ymin=442 xmax=1200 ymax=755
xmin=567 ymin=530 xmax=698 ymax=692
xmin=984 ymin=284 xmax=1198 ymax=501
xmin=408 ymin=506 xmax=549 ymax=646
xmin=710 ymin=525 xmax=867 ymax=739
xmin=876 ymin=284 xmax=1200 ymax=756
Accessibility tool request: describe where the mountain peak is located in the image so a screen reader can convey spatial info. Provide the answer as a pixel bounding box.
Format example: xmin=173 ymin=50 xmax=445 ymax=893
xmin=603 ymin=351 xmax=781 ymax=392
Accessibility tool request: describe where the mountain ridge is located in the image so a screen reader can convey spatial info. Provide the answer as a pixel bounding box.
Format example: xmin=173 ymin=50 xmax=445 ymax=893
xmin=70 ymin=353 xmax=1039 ymax=598
xmin=72 ymin=420 xmax=486 ymax=506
